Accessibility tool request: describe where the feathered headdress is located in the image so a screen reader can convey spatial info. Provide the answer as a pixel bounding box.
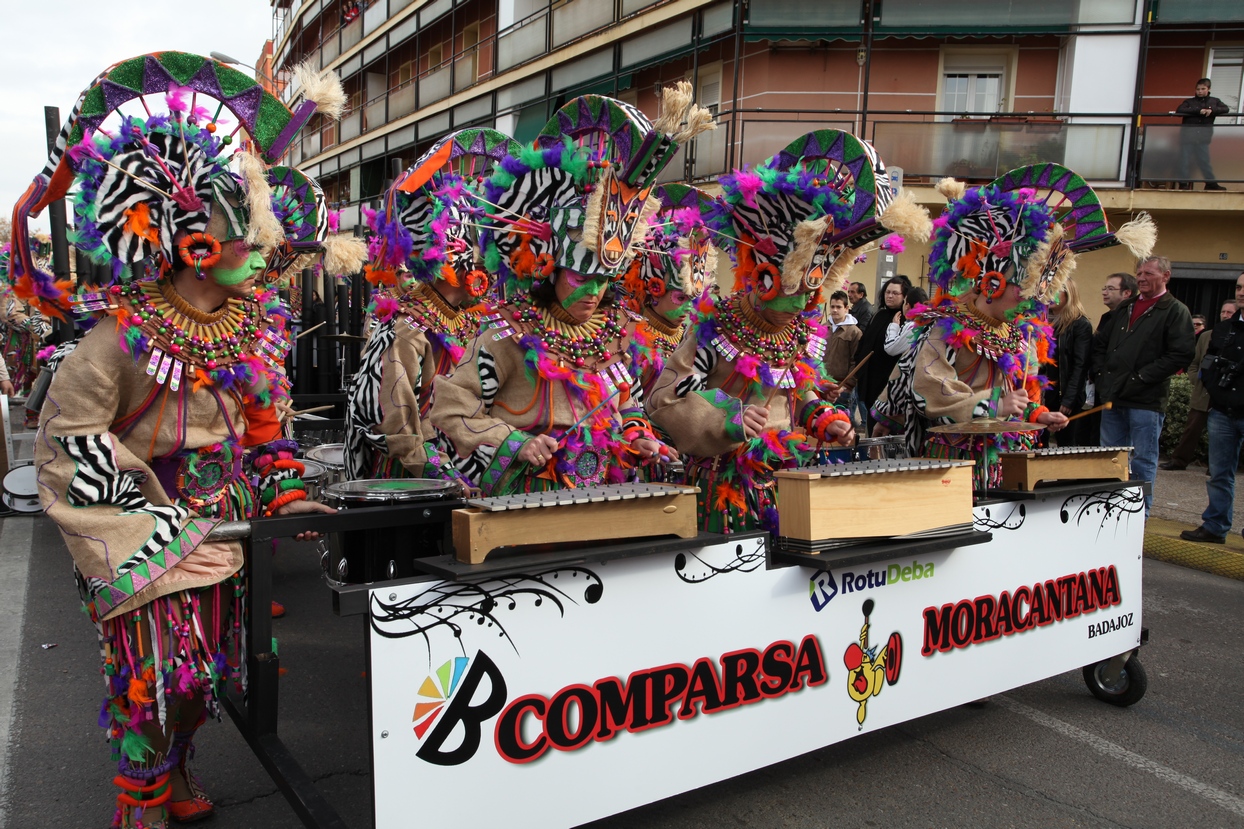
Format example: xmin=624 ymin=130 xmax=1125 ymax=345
xmin=715 ymin=129 xmax=930 ymax=302
xmin=931 ymin=163 xmax=1157 ymax=306
xmin=621 ymin=184 xmax=722 ymax=312
xmin=368 ymin=128 xmax=520 ymax=296
xmin=262 ymin=165 xmax=365 ymax=284
xmin=8 ymin=51 xmax=342 ymax=318
xmin=483 ymin=83 xmax=716 ymax=295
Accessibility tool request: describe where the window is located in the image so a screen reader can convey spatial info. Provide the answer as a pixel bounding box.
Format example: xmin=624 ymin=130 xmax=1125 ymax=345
xmin=943 ymin=73 xmax=1002 ymax=115
xmin=427 ymin=41 xmax=444 ymax=69
xmin=938 ymin=49 xmax=1015 ymax=120
xmin=1209 ymin=47 xmax=1243 ymax=125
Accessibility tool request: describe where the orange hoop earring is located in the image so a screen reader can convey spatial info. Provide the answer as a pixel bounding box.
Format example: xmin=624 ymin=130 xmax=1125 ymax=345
xmin=979 ymin=270 xmax=1007 ymax=302
xmin=178 ymin=232 xmax=222 ymax=279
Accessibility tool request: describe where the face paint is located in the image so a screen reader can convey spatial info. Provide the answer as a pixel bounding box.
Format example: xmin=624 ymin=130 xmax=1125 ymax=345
xmin=761 ymin=292 xmax=807 ymax=313
xmin=213 ymin=249 xmax=267 ymax=286
xmin=561 ymin=271 xmax=608 ymax=310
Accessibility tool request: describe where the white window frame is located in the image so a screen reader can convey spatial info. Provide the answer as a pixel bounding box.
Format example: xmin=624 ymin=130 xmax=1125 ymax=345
xmin=936 ymin=47 xmax=1018 ymax=121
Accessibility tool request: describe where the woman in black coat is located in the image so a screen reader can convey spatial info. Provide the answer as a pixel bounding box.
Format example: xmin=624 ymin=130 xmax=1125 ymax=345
xmin=1044 ymin=277 xmax=1093 ymax=446
xmin=854 ymin=275 xmax=911 ymax=430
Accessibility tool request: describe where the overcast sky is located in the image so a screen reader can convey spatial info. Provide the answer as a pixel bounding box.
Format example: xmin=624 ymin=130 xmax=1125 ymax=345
xmin=1 ymin=2 xmax=274 ymax=234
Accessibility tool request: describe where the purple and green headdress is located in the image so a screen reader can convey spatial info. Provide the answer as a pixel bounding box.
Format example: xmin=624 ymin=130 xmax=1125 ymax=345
xmin=263 ymin=166 xmax=366 ymax=285
xmin=368 ymin=127 xmax=520 ymax=297
xmin=930 ymin=163 xmax=1155 ymax=307
xmin=621 ymin=184 xmax=722 ymax=312
xmin=8 ymin=51 xmax=345 ymax=318
xmin=483 ymin=82 xmax=716 ymax=295
xmin=715 ymin=128 xmax=930 ymax=303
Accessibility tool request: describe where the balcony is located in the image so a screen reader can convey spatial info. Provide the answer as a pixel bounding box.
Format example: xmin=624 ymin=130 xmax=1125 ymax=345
xmin=1139 ymin=125 xmax=1244 ymax=186
xmin=872 ymin=119 xmax=1127 ymax=182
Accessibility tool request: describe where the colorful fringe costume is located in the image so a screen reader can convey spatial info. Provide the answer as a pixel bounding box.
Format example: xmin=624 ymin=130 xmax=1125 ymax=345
xmin=871 ymin=166 xmax=1157 ymax=491
xmin=648 ymin=129 xmax=927 ymax=533
xmin=14 ymin=51 xmax=341 ymax=829
xmin=345 ymin=128 xmax=519 ymax=482
xmin=431 ymin=86 xmax=714 ymax=495
xmin=0 ymin=241 xmax=53 ymax=394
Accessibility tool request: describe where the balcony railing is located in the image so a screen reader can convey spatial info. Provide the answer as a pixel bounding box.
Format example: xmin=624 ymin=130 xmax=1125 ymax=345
xmin=873 ymin=119 xmax=1127 ymax=182
xmin=1138 ymin=125 xmax=1244 ymax=185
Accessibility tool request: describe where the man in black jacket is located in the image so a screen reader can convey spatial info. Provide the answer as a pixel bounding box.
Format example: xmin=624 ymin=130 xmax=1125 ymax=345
xmin=1181 ymin=272 xmax=1244 ymax=543
xmin=848 ymin=281 xmax=874 ymax=330
xmin=1094 ymin=256 xmax=1196 ymax=514
xmin=1176 ymin=78 xmax=1231 ymax=191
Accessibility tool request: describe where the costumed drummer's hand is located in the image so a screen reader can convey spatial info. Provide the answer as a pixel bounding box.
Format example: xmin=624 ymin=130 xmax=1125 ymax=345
xmin=0 ymin=380 xmax=13 ymax=397
xmin=823 ymin=382 xmax=843 ymax=404
xmin=742 ymin=405 xmax=770 ymax=439
xmin=871 ymin=422 xmax=891 ymax=438
xmin=631 ymin=437 xmax=664 ymax=461
xmin=518 ymin=434 xmax=559 ymax=467
xmin=276 ymin=498 xmax=337 ymax=541
xmin=823 ymin=419 xmax=855 ymax=446
xmin=998 ymin=387 xmax=1028 ymax=419
xmin=1038 ymin=410 xmax=1069 ymax=433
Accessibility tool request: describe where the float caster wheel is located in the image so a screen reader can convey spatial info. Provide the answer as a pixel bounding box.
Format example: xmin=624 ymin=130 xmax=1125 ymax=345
xmin=1082 ymin=652 xmax=1147 ymax=707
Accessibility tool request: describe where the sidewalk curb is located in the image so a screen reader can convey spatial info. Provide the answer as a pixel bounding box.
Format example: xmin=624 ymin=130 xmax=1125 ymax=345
xmin=1144 ymin=532 xmax=1244 ymax=581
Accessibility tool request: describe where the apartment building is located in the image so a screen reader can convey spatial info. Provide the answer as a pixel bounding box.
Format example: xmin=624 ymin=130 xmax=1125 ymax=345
xmin=263 ymin=0 xmax=1244 ymax=318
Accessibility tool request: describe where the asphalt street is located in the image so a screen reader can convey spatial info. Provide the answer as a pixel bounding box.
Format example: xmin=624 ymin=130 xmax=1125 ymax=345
xmin=0 ymin=512 xmax=1241 ymax=829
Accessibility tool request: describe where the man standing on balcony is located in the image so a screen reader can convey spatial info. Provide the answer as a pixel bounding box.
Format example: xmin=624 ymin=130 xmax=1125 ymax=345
xmin=1094 ymin=256 xmax=1197 ymax=515
xmin=1176 ymin=78 xmax=1230 ymax=191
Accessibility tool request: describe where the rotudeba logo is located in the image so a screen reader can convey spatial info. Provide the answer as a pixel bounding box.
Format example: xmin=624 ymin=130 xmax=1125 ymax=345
xmin=809 ymin=560 xmax=936 ymax=611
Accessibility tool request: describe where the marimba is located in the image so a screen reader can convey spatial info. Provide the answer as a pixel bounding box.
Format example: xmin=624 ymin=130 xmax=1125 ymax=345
xmin=998 ymin=446 xmax=1130 ymax=491
xmin=453 ymin=482 xmax=699 ymax=564
xmin=774 ymin=458 xmax=975 ymax=549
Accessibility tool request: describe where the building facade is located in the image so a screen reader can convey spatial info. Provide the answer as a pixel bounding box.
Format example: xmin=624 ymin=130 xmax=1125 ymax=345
xmin=264 ymin=0 xmax=1244 ymax=319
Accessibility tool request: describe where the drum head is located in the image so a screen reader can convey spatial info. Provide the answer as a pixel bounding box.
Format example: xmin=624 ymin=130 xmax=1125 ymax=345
xmin=3 ymin=466 xmax=38 ymax=498
xmin=305 ymin=443 xmax=345 ymax=469
xmin=323 ymin=478 xmax=457 ymax=504
xmin=301 ymin=459 xmax=327 ymax=483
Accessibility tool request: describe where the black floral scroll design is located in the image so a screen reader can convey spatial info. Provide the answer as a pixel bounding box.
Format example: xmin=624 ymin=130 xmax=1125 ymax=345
xmin=974 ymin=502 xmax=1026 ymax=532
xmin=369 ymin=568 xmax=603 ymax=659
xmin=674 ymin=538 xmax=766 ymax=584
xmin=1060 ymin=488 xmax=1145 ymax=537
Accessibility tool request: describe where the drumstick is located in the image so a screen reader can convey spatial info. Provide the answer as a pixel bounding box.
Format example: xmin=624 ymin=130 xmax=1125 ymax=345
xmin=1064 ymin=401 xmax=1112 ymax=424
xmin=292 ymin=404 xmax=336 ymax=417
xmin=295 ymin=321 xmax=327 ymax=339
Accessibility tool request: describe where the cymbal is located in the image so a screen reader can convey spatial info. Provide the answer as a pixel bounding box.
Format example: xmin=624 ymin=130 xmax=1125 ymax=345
xmin=320 ymin=333 xmax=368 ymax=342
xmin=927 ymin=418 xmax=1045 ymax=435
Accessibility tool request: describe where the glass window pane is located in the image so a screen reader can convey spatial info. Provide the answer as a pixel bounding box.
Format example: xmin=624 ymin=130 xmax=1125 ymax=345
xmin=621 ymin=18 xmax=693 ymax=68
xmin=552 ymin=0 xmax=614 ymax=48
xmin=880 ymin=0 xmax=1136 ymax=28
xmin=749 ymin=0 xmax=860 ymax=27
xmin=1157 ymin=0 xmax=1244 ymax=22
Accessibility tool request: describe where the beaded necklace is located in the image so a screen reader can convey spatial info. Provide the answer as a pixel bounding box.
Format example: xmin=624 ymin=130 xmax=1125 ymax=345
xmin=642 ymin=304 xmax=686 ymax=357
xmin=716 ymin=293 xmax=810 ymax=364
xmin=109 ymin=280 xmax=288 ymax=391
xmin=514 ymin=303 xmax=624 ymax=368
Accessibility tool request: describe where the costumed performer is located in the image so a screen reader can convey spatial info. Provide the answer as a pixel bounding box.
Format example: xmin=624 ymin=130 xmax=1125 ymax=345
xmin=345 ymin=128 xmax=520 ymax=481
xmin=620 ymin=183 xmax=720 ymax=396
xmin=647 ymin=129 xmax=931 ymax=533
xmin=430 ymin=84 xmax=714 ymax=494
xmin=15 ymin=53 xmax=342 ymax=829
xmin=870 ymin=167 xmax=1156 ymax=491
xmin=0 ymin=238 xmax=54 ymax=395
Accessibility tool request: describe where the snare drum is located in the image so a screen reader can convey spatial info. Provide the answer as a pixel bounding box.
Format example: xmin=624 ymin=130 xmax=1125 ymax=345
xmin=321 ymin=478 xmax=459 ymax=584
xmin=855 ymin=435 xmax=908 ymax=461
xmin=305 ymin=443 xmax=345 ymax=487
xmin=301 ymin=460 xmax=327 ymax=502
xmin=2 ymin=466 xmax=41 ymax=513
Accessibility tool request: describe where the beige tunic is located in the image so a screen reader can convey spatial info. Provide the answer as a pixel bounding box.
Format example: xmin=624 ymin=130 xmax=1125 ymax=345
xmin=36 ymin=322 xmax=247 ymax=620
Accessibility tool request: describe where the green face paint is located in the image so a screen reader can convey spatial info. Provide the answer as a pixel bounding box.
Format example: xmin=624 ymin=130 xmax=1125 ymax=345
xmin=761 ymin=292 xmax=807 ymax=313
xmin=560 ymin=272 xmax=608 ymax=310
xmin=213 ymin=250 xmax=266 ymax=286
xmin=662 ymin=299 xmax=692 ymax=321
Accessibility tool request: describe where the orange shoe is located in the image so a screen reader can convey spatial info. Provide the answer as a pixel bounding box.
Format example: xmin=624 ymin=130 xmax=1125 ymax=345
xmin=271 ymin=600 xmax=286 ymax=618
xmin=167 ymin=794 xmax=214 ymax=823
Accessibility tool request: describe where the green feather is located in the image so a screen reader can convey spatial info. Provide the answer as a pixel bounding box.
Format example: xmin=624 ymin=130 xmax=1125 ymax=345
xmin=120 ymin=729 xmax=154 ymax=763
